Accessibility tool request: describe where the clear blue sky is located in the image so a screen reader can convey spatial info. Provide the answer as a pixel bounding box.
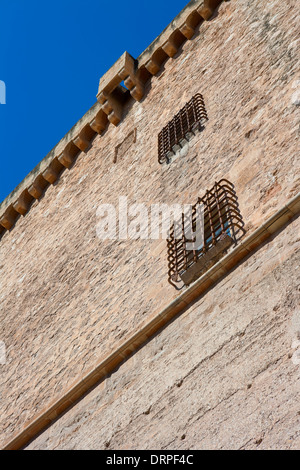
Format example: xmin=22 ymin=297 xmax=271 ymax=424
xmin=0 ymin=0 xmax=188 ymax=203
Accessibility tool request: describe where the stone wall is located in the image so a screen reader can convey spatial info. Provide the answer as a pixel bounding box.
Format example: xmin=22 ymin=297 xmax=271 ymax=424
xmin=26 ymin=216 xmax=300 ymax=450
xmin=0 ymin=0 xmax=299 ymax=448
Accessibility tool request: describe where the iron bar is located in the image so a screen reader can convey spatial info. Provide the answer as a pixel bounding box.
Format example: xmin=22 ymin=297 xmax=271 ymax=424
xmin=158 ymin=94 xmax=208 ymax=164
xmin=167 ymin=179 xmax=245 ymax=287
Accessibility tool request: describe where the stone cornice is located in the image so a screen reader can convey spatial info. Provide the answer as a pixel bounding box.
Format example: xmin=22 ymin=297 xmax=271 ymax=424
xmin=3 ymin=191 xmax=300 ymax=450
xmin=0 ymin=101 xmax=105 ymax=231
xmin=0 ymin=0 xmax=223 ymax=236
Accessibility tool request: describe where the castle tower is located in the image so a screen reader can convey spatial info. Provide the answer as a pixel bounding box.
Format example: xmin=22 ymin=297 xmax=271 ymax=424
xmin=0 ymin=0 xmax=299 ymax=450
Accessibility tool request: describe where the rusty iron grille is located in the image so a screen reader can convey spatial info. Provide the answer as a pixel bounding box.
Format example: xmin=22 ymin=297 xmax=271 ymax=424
xmin=167 ymin=179 xmax=245 ymax=287
xmin=158 ymin=93 xmax=208 ymax=164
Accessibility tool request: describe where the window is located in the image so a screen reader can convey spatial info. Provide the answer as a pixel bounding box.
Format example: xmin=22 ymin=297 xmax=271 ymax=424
xmin=158 ymin=93 xmax=208 ymax=164
xmin=167 ymin=179 xmax=245 ymax=287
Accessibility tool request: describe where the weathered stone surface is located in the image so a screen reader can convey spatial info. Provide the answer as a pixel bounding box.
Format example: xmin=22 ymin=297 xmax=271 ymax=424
xmin=0 ymin=0 xmax=299 ymax=449
xmin=25 ymin=217 xmax=300 ymax=450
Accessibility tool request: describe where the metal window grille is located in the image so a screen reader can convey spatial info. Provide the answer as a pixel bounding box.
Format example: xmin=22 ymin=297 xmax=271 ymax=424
xmin=158 ymin=93 xmax=208 ymax=164
xmin=167 ymin=179 xmax=245 ymax=287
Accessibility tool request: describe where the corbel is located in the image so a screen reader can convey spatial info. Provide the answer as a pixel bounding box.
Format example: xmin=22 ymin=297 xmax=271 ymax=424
xmin=58 ymin=141 xmax=80 ymax=169
xmin=42 ymin=158 xmax=63 ymax=185
xmin=13 ymin=190 xmax=33 ymax=216
xmin=89 ymin=109 xmax=108 ymax=135
xmin=97 ymin=52 xmax=145 ymax=125
xmin=42 ymin=167 xmax=58 ymax=185
xmin=162 ymin=35 xmax=179 ymax=58
xmin=144 ymin=49 xmax=167 ymax=76
xmin=198 ymin=0 xmax=221 ymax=21
xmin=98 ymin=90 xmax=124 ymax=126
xmin=73 ymin=125 xmax=96 ymax=152
xmin=28 ymin=175 xmax=47 ymax=200
xmin=145 ymin=56 xmax=161 ymax=76
xmin=118 ymin=54 xmax=145 ymax=102
xmin=0 ymin=206 xmax=18 ymax=230
xmin=161 ymin=30 xmax=186 ymax=58
xmin=179 ymin=11 xmax=203 ymax=39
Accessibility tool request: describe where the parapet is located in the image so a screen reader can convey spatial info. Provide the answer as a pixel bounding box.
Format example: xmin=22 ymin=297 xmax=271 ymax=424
xmin=0 ymin=0 xmax=223 ymax=237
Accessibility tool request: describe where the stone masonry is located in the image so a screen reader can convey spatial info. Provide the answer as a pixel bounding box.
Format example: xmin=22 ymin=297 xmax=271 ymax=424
xmin=0 ymin=0 xmax=299 ymax=449
xmin=26 ymin=218 xmax=300 ymax=450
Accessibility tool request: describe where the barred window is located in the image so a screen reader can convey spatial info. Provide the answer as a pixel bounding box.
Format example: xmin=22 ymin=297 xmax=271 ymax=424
xmin=158 ymin=93 xmax=208 ymax=164
xmin=167 ymin=179 xmax=245 ymax=287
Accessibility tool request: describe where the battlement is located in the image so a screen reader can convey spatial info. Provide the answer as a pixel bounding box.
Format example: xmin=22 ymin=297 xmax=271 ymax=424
xmin=0 ymin=0 xmax=222 ymax=236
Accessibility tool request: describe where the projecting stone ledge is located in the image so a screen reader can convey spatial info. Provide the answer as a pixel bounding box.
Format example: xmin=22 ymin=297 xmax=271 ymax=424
xmin=96 ymin=1 xmax=223 ymax=125
xmin=138 ymin=0 xmax=223 ymax=75
xmin=0 ymin=0 xmax=225 ymax=236
xmin=0 ymin=101 xmax=107 ymax=232
xmin=97 ymin=52 xmax=146 ymax=126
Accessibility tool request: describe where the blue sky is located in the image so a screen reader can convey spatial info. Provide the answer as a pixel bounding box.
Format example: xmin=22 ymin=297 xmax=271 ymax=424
xmin=0 ymin=0 xmax=188 ymax=203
